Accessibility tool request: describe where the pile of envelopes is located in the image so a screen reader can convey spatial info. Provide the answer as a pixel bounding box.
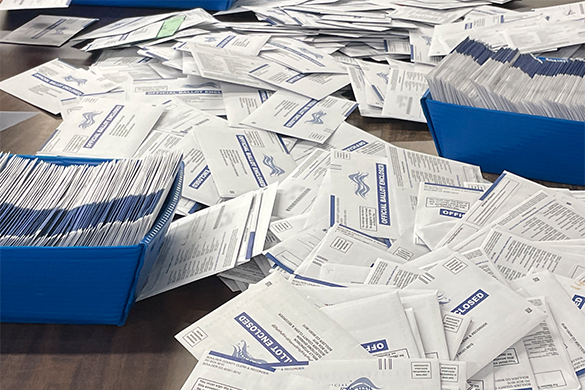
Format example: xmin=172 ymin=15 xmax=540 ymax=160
xmin=0 ymin=151 xmax=182 ymax=247
xmin=0 ymin=2 xmax=585 ymax=390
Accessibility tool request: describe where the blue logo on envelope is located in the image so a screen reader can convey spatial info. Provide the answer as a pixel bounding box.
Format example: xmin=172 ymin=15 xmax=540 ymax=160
xmin=79 ymin=111 xmax=102 ymax=129
xmin=262 ymin=155 xmax=285 ymax=176
xmin=306 ymin=110 xmax=326 ymax=125
xmin=54 ymin=26 xmax=68 ymax=35
xmin=349 ymin=172 xmax=370 ymax=198
xmin=232 ymin=340 xmax=269 ymax=364
xmin=377 ymin=72 xmax=389 ymax=84
xmin=63 ymin=75 xmax=87 ymax=86
xmin=341 ymin=378 xmax=382 ymax=390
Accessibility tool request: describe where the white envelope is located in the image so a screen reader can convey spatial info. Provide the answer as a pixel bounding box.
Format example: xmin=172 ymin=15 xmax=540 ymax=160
xmin=406 ymin=255 xmax=547 ymax=376
xmin=492 ymin=340 xmax=538 ymax=390
xmin=289 ymin=121 xmax=388 ymax=164
xmin=194 ymin=125 xmax=296 ymax=198
xmin=248 ymin=61 xmax=350 ymax=100
xmin=260 ymin=37 xmax=347 ymax=74
xmin=330 ymin=150 xmax=399 ymax=240
xmin=414 ymin=183 xmax=484 ymax=250
xmin=39 ymin=98 xmax=163 ymax=159
xmin=0 ymin=59 xmax=118 ymax=115
xmin=320 ymin=292 xmax=422 ymax=358
xmin=220 ymin=82 xmax=275 ymax=127
xmin=175 ymin=273 xmax=371 ymax=364
xmin=284 ymin=357 xmax=442 ymax=390
xmin=273 ymin=149 xmax=330 ymax=219
xmin=296 ymin=223 xmax=401 ymax=279
xmin=510 ymin=271 xmax=585 ymax=379
xmin=522 ymin=297 xmax=580 ymax=390
xmin=136 ymin=190 xmax=255 ymax=300
xmin=0 ymin=15 xmax=97 ymax=47
xmin=180 ymin=350 xmax=333 ymax=390
xmin=240 ymin=90 xmax=357 ymax=144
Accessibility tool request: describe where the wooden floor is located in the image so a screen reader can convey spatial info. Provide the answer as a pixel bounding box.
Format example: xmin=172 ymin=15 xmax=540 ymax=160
xmin=0 ymin=1 xmax=583 ymax=389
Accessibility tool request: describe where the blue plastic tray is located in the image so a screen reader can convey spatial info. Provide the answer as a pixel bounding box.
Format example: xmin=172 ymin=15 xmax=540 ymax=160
xmin=421 ymin=91 xmax=585 ymax=186
xmin=71 ymin=0 xmax=236 ymax=10
xmin=0 ymin=155 xmax=183 ymax=325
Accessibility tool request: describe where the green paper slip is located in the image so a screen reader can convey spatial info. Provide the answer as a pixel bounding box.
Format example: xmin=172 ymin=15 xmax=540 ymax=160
xmin=157 ymin=15 xmax=185 ymax=39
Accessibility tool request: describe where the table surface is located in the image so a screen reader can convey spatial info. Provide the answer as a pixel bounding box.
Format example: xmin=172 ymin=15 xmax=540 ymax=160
xmin=0 ymin=1 xmax=582 ymax=389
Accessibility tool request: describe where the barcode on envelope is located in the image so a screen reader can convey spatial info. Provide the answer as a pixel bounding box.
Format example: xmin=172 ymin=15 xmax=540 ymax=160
xmin=286 ymin=188 xmax=311 ymax=212
xmin=418 ymin=272 xmax=435 ymax=285
xmin=182 ymin=327 xmax=208 ymax=347
xmin=378 ymin=358 xmax=393 ymax=370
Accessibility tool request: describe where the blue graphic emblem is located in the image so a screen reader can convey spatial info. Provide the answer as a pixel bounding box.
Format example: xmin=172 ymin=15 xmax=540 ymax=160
xmin=341 ymin=377 xmax=382 ymax=390
xmin=438 ymin=292 xmax=451 ymax=305
xmin=422 ymin=35 xmax=432 ymax=46
xmin=348 ymin=172 xmax=370 ymax=198
xmin=63 ymin=75 xmax=87 ymax=86
xmin=182 ymin=82 xmax=219 ymax=89
xmin=53 ymin=27 xmax=68 ymax=35
xmin=306 ymin=110 xmax=326 ymax=125
xmin=262 ymin=155 xmax=285 ymax=176
xmin=204 ymin=36 xmax=218 ymax=42
xmin=299 ymin=47 xmax=324 ymax=60
xmin=79 ymin=111 xmax=102 ymax=129
xmin=232 ymin=341 xmax=269 ymax=364
xmin=377 ymin=72 xmax=389 ymax=84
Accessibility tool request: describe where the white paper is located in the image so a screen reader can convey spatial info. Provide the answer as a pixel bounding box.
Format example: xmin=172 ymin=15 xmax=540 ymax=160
xmin=365 ymin=258 xmax=425 ymax=288
xmin=220 ymin=82 xmax=275 ymax=128
xmin=382 ymin=60 xmax=433 ymax=123
xmin=182 ymin=32 xmax=271 ymax=56
xmin=522 ymin=297 xmax=580 ymax=390
xmin=318 ymin=263 xmax=371 ymax=285
xmin=264 ymin=222 xmax=328 ymax=273
xmin=0 ymin=0 xmax=70 ymax=10
xmin=436 ymin=172 xmax=548 ymax=249
xmin=401 ymin=291 xmax=450 ymax=360
xmin=510 ymin=271 xmax=585 ymax=379
xmin=492 ymin=340 xmax=538 ymax=390
xmin=289 ymin=121 xmax=388 ymax=164
xmin=249 ymin=61 xmax=350 ymax=100
xmin=442 ymin=312 xmax=472 ymax=360
xmin=137 ymin=191 xmax=255 ymax=300
xmin=273 ymin=149 xmax=330 ymax=219
xmin=188 ymin=43 xmax=275 ymax=90
xmin=481 ymin=228 xmax=585 ymax=280
xmin=260 ymin=37 xmax=347 ymax=74
xmin=386 ymin=144 xmax=483 ymax=237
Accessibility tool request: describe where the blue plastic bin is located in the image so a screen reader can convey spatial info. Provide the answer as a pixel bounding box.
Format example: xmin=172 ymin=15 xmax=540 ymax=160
xmin=71 ymin=0 xmax=236 ymax=10
xmin=0 ymin=155 xmax=183 ymax=325
xmin=420 ymin=91 xmax=585 ymax=186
